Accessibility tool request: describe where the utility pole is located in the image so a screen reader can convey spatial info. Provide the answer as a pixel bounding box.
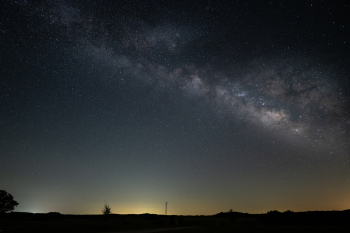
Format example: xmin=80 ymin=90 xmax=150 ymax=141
xmin=165 ymin=202 xmax=167 ymax=215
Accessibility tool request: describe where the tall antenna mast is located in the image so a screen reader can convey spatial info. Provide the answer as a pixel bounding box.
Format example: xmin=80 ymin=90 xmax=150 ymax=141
xmin=165 ymin=202 xmax=167 ymax=215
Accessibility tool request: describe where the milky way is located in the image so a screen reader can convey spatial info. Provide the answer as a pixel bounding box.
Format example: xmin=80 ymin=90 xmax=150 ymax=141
xmin=32 ymin=1 xmax=349 ymax=155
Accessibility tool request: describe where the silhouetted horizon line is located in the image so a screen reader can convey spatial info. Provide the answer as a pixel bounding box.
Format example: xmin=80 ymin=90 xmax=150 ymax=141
xmin=6 ymin=209 xmax=350 ymax=216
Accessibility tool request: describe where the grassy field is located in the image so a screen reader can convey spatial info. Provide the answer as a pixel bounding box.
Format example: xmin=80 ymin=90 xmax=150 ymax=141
xmin=1 ymin=213 xmax=350 ymax=233
xmin=156 ymin=225 xmax=350 ymax=233
xmin=2 ymin=221 xmax=350 ymax=233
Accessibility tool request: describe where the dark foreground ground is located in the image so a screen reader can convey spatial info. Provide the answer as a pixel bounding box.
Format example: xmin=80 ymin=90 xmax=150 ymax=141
xmin=1 ymin=210 xmax=350 ymax=233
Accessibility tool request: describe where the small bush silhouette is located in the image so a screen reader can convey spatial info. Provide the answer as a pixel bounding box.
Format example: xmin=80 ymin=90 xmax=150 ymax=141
xmin=102 ymin=203 xmax=111 ymax=215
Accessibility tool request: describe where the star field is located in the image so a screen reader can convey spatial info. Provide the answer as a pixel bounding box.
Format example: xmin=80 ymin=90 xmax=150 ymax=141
xmin=0 ymin=0 xmax=349 ymax=215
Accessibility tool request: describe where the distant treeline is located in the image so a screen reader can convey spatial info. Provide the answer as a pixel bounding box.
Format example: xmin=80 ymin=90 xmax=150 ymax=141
xmin=2 ymin=211 xmax=350 ymax=233
xmin=2 ymin=209 xmax=350 ymax=226
xmin=215 ymin=210 xmax=350 ymax=226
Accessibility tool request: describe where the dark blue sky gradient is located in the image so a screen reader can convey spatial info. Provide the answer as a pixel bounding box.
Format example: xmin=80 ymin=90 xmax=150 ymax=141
xmin=1 ymin=0 xmax=349 ymax=214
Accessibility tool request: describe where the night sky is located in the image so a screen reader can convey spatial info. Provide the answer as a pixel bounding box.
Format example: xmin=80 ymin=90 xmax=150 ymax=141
xmin=1 ymin=0 xmax=349 ymax=215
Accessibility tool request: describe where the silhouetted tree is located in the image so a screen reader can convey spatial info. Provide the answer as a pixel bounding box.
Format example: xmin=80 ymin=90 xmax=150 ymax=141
xmin=102 ymin=203 xmax=111 ymax=215
xmin=0 ymin=190 xmax=19 ymax=213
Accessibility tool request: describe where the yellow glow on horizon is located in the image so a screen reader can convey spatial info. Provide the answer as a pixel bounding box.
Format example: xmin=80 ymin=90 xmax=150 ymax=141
xmin=93 ymin=202 xmax=166 ymax=215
